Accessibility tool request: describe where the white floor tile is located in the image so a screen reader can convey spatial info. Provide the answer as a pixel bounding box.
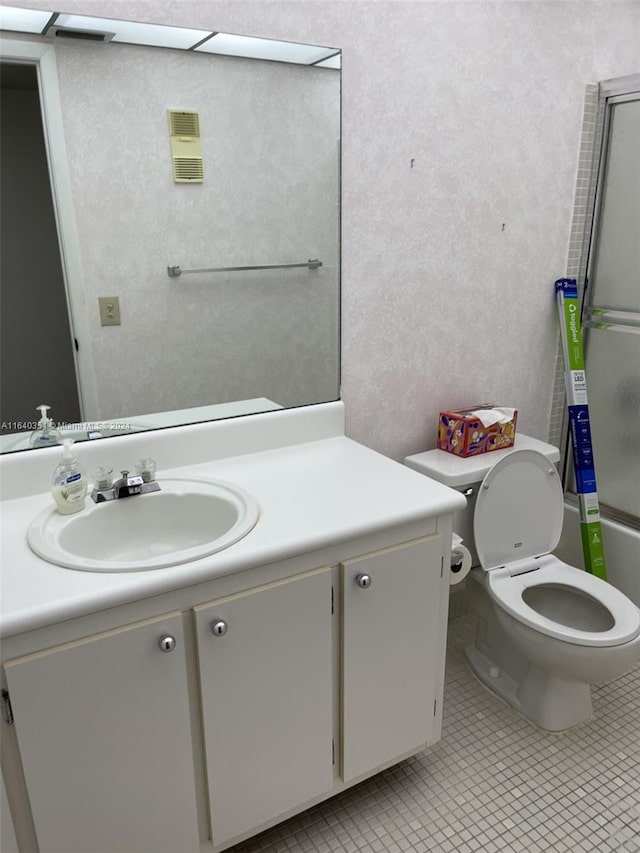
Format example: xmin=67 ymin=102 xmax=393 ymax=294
xmin=231 ymin=614 xmax=640 ymax=853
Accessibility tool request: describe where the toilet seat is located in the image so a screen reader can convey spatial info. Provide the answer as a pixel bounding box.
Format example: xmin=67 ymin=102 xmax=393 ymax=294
xmin=486 ymin=557 xmax=640 ymax=647
xmin=474 ymin=449 xmax=640 ymax=648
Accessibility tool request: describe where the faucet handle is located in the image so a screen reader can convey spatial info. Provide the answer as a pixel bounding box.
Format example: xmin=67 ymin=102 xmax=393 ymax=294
xmin=92 ymin=466 xmax=114 ymax=490
xmin=134 ymin=458 xmax=157 ymax=483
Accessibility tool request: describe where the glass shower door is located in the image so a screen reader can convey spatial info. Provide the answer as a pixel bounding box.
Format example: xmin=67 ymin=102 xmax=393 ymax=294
xmin=581 ymin=95 xmax=640 ymax=525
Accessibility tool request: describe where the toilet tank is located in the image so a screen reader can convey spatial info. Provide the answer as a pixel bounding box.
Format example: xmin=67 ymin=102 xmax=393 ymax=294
xmin=404 ymin=434 xmax=560 ymax=568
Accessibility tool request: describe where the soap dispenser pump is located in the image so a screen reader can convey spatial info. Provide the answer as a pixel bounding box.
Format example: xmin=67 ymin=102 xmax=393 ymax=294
xmin=29 ymin=404 xmax=62 ymax=449
xmin=52 ymin=439 xmax=87 ymax=514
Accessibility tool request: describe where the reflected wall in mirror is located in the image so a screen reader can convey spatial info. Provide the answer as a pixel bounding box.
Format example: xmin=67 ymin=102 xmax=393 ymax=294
xmin=0 ymin=9 xmax=341 ymax=453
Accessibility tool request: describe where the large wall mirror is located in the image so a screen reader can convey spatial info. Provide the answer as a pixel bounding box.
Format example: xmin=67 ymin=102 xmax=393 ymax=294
xmin=0 ymin=6 xmax=341 ymax=453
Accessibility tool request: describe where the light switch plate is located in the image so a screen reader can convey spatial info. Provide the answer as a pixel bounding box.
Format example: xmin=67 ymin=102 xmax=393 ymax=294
xmin=99 ymin=296 xmax=121 ymax=326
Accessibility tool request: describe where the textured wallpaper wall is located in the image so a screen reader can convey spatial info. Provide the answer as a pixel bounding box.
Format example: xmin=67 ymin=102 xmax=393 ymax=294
xmin=17 ymin=0 xmax=640 ymax=457
xmin=53 ymin=38 xmax=339 ymax=420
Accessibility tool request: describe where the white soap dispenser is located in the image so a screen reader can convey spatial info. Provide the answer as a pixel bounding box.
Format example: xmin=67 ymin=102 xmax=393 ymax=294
xmin=29 ymin=404 xmax=62 ymax=449
xmin=52 ymin=440 xmax=87 ymax=514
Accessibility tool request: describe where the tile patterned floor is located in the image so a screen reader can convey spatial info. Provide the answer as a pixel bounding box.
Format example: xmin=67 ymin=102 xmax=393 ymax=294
xmin=230 ymin=613 xmax=640 ymax=853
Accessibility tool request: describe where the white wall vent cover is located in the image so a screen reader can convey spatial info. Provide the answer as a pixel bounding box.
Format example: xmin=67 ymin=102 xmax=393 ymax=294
xmin=168 ymin=110 xmax=203 ymax=183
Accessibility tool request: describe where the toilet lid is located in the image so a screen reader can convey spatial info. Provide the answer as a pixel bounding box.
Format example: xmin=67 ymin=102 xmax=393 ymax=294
xmin=474 ymin=450 xmax=564 ymax=571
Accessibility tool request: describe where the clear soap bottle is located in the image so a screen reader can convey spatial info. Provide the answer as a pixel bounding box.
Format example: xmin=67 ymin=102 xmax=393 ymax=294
xmin=52 ymin=440 xmax=87 ymax=514
xmin=29 ymin=404 xmax=62 ymax=449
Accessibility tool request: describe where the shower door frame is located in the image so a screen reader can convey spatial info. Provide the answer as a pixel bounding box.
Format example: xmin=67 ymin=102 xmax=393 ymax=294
xmin=560 ymin=73 xmax=640 ymax=531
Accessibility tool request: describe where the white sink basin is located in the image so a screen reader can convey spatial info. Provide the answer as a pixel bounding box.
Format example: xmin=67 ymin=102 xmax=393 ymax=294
xmin=28 ymin=477 xmax=260 ymax=572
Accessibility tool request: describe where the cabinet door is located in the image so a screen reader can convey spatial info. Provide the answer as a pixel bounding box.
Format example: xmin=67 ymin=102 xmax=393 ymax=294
xmin=342 ymin=535 xmax=443 ymax=782
xmin=4 ymin=612 xmax=199 ymax=853
xmin=195 ymin=567 xmax=333 ymax=847
xmin=1 ymin=773 xmax=19 ymax=853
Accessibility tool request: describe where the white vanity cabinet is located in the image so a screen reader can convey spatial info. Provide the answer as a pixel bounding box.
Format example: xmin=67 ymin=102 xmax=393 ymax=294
xmin=3 ymin=612 xmax=200 ymax=853
xmin=2 ymin=531 xmax=450 ymax=853
xmin=194 ymin=567 xmax=334 ymax=847
xmin=1 ymin=773 xmax=19 ymax=853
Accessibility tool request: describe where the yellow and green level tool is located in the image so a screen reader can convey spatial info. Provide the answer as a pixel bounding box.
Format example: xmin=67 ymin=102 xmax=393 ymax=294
xmin=555 ymin=278 xmax=607 ymax=580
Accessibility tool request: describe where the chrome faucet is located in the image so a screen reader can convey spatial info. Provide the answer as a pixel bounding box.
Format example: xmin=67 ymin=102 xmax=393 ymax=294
xmin=91 ymin=467 xmax=161 ymax=503
xmin=113 ymin=470 xmax=144 ymax=499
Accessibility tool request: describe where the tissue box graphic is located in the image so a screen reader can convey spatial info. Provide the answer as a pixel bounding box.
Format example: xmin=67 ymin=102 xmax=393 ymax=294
xmin=437 ymin=404 xmax=518 ymax=457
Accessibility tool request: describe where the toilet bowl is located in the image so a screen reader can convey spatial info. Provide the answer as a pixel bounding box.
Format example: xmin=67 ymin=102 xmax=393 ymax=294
xmin=405 ymin=441 xmax=640 ymax=732
xmin=470 ymin=555 xmax=640 ymax=731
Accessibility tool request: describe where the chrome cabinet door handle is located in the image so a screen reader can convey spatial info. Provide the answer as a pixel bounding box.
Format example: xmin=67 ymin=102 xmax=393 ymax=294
xmin=159 ymin=635 xmax=176 ymax=653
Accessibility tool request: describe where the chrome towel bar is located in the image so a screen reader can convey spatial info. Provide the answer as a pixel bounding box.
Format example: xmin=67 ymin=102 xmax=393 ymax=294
xmin=167 ymin=259 xmax=322 ymax=278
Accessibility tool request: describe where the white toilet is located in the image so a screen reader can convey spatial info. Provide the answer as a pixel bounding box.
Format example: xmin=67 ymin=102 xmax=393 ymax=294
xmin=406 ymin=436 xmax=640 ymax=732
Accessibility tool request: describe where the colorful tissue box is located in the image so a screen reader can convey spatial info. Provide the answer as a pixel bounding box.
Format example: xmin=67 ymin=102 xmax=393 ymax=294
xmin=437 ymin=404 xmax=518 ymax=457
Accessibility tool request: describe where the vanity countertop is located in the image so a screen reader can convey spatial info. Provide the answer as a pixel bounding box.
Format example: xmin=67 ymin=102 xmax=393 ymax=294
xmin=0 ymin=433 xmax=465 ymax=638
